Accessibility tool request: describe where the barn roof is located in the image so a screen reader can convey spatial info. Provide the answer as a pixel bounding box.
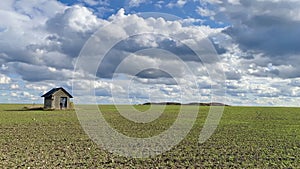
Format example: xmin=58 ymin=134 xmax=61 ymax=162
xmin=41 ymin=87 xmax=73 ymax=98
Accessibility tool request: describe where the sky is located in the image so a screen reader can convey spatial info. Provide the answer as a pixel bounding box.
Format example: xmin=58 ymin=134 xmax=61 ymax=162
xmin=0 ymin=0 xmax=300 ymax=106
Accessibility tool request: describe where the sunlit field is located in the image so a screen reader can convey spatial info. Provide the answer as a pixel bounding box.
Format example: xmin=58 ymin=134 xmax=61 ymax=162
xmin=0 ymin=104 xmax=299 ymax=168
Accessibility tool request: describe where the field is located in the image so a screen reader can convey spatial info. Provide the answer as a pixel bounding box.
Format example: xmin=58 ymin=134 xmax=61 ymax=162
xmin=0 ymin=104 xmax=299 ymax=168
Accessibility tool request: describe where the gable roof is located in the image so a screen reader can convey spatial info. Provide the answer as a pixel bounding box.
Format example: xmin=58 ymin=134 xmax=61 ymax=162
xmin=41 ymin=87 xmax=73 ymax=98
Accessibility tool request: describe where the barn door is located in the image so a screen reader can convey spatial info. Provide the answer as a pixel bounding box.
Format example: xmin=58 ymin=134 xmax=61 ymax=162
xmin=60 ymin=97 xmax=67 ymax=109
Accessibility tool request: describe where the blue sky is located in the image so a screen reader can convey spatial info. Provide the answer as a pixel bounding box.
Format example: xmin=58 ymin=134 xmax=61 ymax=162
xmin=0 ymin=0 xmax=300 ymax=106
xmin=57 ymin=0 xmax=226 ymax=27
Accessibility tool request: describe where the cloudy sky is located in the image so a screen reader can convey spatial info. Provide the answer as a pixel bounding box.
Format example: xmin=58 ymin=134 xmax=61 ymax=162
xmin=0 ymin=0 xmax=300 ymax=106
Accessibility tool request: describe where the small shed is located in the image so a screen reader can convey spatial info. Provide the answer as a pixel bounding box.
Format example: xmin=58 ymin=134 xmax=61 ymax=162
xmin=41 ymin=87 xmax=73 ymax=109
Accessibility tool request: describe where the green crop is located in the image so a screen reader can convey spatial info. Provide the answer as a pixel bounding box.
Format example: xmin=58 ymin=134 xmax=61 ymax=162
xmin=0 ymin=104 xmax=299 ymax=168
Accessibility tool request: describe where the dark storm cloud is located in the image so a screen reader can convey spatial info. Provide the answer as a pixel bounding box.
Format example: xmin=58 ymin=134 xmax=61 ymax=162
xmin=112 ymin=34 xmax=202 ymax=62
xmin=10 ymin=62 xmax=71 ymax=82
xmin=136 ymin=68 xmax=172 ymax=79
xmin=0 ymin=45 xmax=40 ymax=65
xmin=223 ymin=16 xmax=300 ymax=56
xmin=225 ymin=71 xmax=241 ymax=80
xmin=209 ymin=38 xmax=227 ymax=55
xmin=205 ymin=0 xmax=300 ymax=78
xmin=133 ymin=77 xmax=178 ymax=85
xmin=95 ymin=88 xmax=112 ymax=97
xmin=216 ymin=0 xmax=300 ymax=56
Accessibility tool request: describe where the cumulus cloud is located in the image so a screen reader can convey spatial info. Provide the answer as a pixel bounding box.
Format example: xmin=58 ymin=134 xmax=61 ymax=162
xmin=76 ymin=9 xmax=223 ymax=81
xmin=45 ymin=5 xmax=107 ymax=58
xmin=72 ymin=8 xmax=226 ymax=104
xmin=46 ymin=5 xmax=102 ymax=33
xmin=0 ymin=2 xmax=108 ymax=83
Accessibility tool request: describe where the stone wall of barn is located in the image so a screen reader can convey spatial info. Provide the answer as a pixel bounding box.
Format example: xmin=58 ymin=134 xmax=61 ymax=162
xmin=53 ymin=89 xmax=71 ymax=109
xmin=44 ymin=96 xmax=53 ymax=109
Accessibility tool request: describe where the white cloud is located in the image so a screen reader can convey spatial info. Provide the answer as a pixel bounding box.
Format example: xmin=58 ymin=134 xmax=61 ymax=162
xmin=65 ymin=5 xmax=101 ymax=33
xmin=179 ymin=18 xmax=204 ymax=25
xmin=25 ymin=83 xmax=49 ymax=91
xmin=47 ymin=5 xmax=106 ymax=34
xmin=196 ymin=7 xmax=216 ymax=17
xmin=1 ymin=64 xmax=8 ymax=71
xmin=11 ymin=92 xmax=17 ymax=97
xmin=129 ymin=0 xmax=147 ymax=7
xmin=0 ymin=74 xmax=11 ymax=84
xmin=200 ymin=0 xmax=223 ymax=5
xmin=9 ymin=90 xmax=39 ymax=101
xmin=10 ymin=84 xmax=19 ymax=89
xmin=0 ymin=0 xmax=14 ymax=10
xmin=154 ymin=1 xmax=165 ymax=8
xmin=167 ymin=0 xmax=187 ymax=8
xmin=228 ymin=0 xmax=240 ymax=5
xmin=22 ymin=91 xmax=31 ymax=97
xmin=85 ymin=0 xmax=99 ymax=5
xmin=176 ymin=0 xmax=188 ymax=7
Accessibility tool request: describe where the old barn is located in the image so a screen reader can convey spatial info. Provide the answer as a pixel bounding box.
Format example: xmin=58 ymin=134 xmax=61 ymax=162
xmin=41 ymin=87 xmax=73 ymax=109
